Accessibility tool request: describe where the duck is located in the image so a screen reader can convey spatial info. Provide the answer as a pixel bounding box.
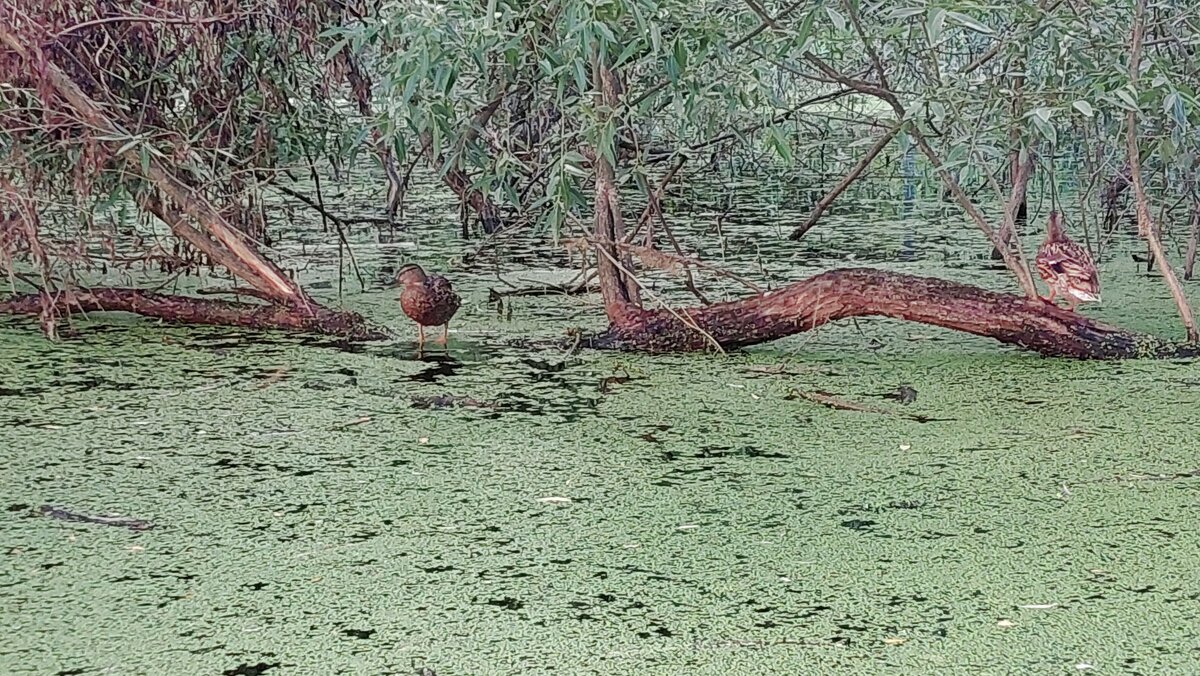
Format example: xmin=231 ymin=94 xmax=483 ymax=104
xmin=393 ymin=264 xmax=461 ymax=346
xmin=1035 ymin=211 xmax=1101 ymax=311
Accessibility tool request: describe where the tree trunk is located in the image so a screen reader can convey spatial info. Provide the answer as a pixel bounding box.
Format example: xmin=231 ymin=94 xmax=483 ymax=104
xmin=421 ymin=131 xmax=504 ymax=235
xmin=1184 ymin=203 xmax=1200 ymax=281
xmin=589 ymin=61 xmax=640 ymax=318
xmin=0 ymin=289 xmax=386 ymax=339
xmin=0 ymin=30 xmax=384 ymax=339
xmin=2 ymin=30 xmax=303 ymax=304
xmin=338 ymin=49 xmax=404 ymax=227
xmin=1124 ymin=0 xmax=1198 ymax=342
xmin=587 ymin=268 xmax=1196 ymax=358
xmin=1101 ymin=164 xmax=1132 ymax=231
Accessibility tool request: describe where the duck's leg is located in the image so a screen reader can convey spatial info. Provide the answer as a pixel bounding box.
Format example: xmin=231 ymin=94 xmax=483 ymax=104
xmin=1041 ymin=286 xmax=1058 ymax=305
xmin=1065 ymin=296 xmax=1079 ymax=312
xmin=417 ymin=325 xmax=426 ymax=347
xmin=435 ymin=323 xmax=449 ymax=346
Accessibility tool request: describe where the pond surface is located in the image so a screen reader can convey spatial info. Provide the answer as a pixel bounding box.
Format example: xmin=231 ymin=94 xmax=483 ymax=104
xmin=2 ymin=174 xmax=1200 ymax=674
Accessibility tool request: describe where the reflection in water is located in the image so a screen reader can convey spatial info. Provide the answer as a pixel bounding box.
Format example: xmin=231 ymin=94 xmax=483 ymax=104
xmin=1 ymin=175 xmax=1198 ymax=674
xmin=404 ymin=352 xmax=464 ymax=383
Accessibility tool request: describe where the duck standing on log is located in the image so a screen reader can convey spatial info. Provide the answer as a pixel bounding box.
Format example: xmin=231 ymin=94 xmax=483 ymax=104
xmin=393 ymin=264 xmax=460 ymax=346
xmin=1035 ymin=211 xmax=1101 ymax=311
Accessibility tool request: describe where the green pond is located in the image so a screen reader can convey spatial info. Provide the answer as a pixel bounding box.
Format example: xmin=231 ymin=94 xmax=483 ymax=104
xmin=3 ymin=177 xmax=1200 ymax=675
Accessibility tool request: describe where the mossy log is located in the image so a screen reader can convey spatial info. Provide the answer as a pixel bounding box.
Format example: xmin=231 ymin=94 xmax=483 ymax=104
xmin=587 ymin=268 xmax=1198 ymax=359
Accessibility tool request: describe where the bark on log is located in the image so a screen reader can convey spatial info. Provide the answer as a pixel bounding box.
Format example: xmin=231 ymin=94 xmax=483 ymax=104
xmin=586 ymin=268 xmax=1198 ymax=359
xmin=0 ymin=289 xmax=387 ymax=340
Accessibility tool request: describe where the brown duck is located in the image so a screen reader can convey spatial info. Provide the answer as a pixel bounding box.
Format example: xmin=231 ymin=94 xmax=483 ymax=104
xmin=1035 ymin=211 xmax=1101 ymax=311
xmin=393 ymin=264 xmax=461 ymax=346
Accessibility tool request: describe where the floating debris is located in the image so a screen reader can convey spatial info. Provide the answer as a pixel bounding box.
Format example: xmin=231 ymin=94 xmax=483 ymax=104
xmin=537 ymin=496 xmax=572 ymax=504
xmin=599 ymin=375 xmax=631 ymax=393
xmin=881 ymin=384 xmax=918 ymax=404
xmin=410 ymin=394 xmax=496 ymax=410
xmin=37 ymin=505 xmax=154 ymax=532
xmin=785 ymin=388 xmax=946 ymax=423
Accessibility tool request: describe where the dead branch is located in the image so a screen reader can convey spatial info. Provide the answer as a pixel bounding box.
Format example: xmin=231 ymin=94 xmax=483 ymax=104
xmin=789 ymin=121 xmax=903 ymax=240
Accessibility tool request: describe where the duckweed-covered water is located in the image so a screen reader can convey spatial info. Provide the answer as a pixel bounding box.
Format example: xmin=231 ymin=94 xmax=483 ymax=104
xmin=3 ymin=176 xmax=1200 ymax=675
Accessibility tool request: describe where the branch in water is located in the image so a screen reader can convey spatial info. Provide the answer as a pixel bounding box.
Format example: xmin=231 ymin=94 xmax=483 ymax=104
xmin=0 ymin=288 xmax=388 ymax=340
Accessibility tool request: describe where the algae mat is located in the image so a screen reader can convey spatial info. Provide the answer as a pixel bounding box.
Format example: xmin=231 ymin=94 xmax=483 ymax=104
xmin=3 ymin=314 xmax=1200 ymax=675
xmin=3 ymin=188 xmax=1200 ymax=674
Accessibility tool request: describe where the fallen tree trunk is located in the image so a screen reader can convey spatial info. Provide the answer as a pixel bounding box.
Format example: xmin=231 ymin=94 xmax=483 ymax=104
xmin=586 ymin=268 xmax=1199 ymax=359
xmin=0 ymin=289 xmax=387 ymax=340
xmin=1 ymin=28 xmax=387 ymax=340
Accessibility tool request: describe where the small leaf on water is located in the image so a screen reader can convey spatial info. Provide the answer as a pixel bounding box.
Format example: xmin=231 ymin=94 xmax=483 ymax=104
xmin=996 ymin=619 xmax=1015 ymax=627
xmin=882 ymin=637 xmax=908 ymax=646
xmin=537 ymin=496 xmax=572 ymax=504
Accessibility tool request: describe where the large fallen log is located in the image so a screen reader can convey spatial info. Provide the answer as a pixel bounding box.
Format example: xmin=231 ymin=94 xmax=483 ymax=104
xmin=0 ymin=289 xmax=388 ymax=340
xmin=586 ymin=268 xmax=1199 ymax=359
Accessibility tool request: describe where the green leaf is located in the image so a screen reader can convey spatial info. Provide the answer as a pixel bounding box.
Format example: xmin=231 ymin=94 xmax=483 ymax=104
xmin=673 ymin=38 xmax=688 ymax=72
xmin=926 ymin=8 xmax=946 ymax=43
xmin=945 ymin=11 xmax=991 ymax=34
xmin=1072 ymin=100 xmax=1095 ymax=117
xmin=1164 ymin=91 xmax=1182 ymax=118
xmin=615 ymin=39 xmax=642 ymax=66
xmin=1114 ymin=86 xmax=1138 ymax=110
xmin=929 ymin=101 xmax=946 ymax=122
xmin=597 ymin=119 xmax=616 ymax=167
xmin=1030 ymin=115 xmax=1057 ymax=146
xmin=323 ymin=37 xmax=350 ymax=62
xmin=573 ymin=59 xmax=589 ymax=95
xmin=138 ymin=145 xmax=151 ymax=176
xmin=766 ymin=126 xmax=792 ymax=163
xmin=825 ymin=6 xmax=847 ymax=32
xmin=594 ymin=21 xmax=616 ymax=44
xmin=887 ymin=7 xmax=925 ymax=19
xmin=114 ymin=137 xmax=142 ymax=158
xmin=795 ymin=9 xmax=818 ymax=53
